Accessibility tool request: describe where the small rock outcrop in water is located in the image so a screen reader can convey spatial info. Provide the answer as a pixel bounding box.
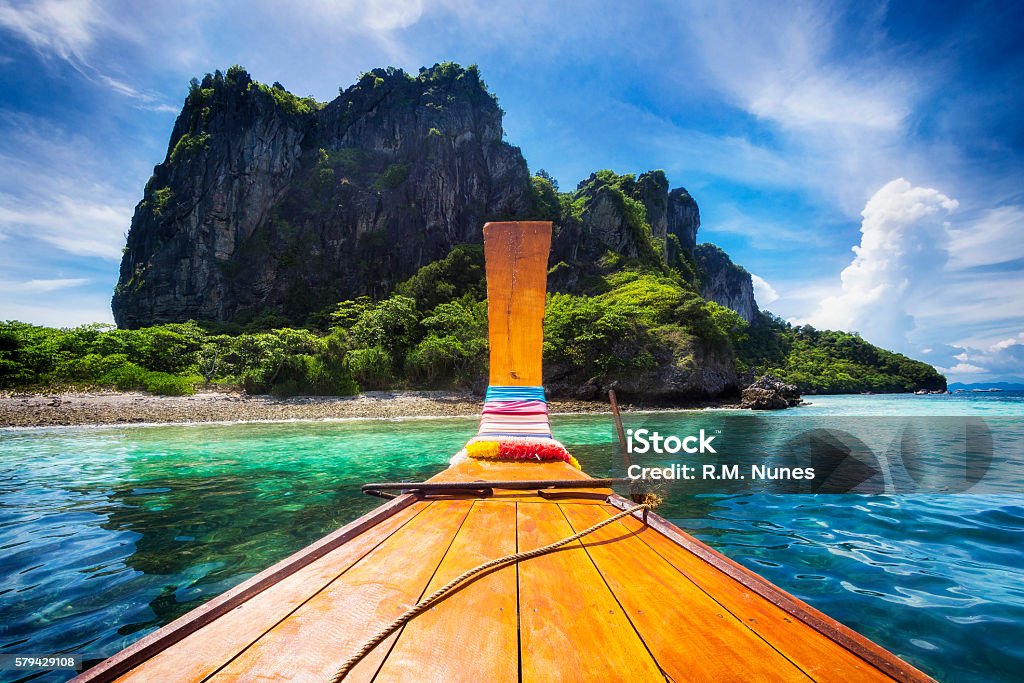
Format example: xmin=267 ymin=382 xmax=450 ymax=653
xmin=741 ymin=374 xmax=802 ymax=410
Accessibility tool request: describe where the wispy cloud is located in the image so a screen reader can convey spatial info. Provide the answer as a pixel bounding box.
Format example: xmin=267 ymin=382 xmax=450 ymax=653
xmin=0 ymin=0 xmax=101 ymax=62
xmin=0 ymin=0 xmax=175 ymax=107
xmin=0 ymin=194 xmax=129 ymax=259
xmin=0 ymin=112 xmax=136 ymax=266
xmin=935 ymin=333 xmax=1024 ymax=381
xmin=948 ymin=205 xmax=1024 ymax=270
xmin=0 ymin=277 xmax=90 ymax=293
xmin=700 ymin=205 xmax=831 ymax=251
xmin=686 ymin=2 xmax=914 ymax=132
xmin=0 ymin=113 xmax=135 ymax=261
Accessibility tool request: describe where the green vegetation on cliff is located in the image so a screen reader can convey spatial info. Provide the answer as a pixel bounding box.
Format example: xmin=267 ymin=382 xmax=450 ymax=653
xmin=1 ymin=243 xmax=942 ymax=397
xmin=738 ymin=312 xmax=946 ymax=393
xmin=31 ymin=58 xmax=943 ymax=401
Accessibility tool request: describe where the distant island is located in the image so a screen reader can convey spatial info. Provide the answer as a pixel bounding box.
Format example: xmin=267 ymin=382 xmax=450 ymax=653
xmin=0 ymin=64 xmax=945 ymax=401
xmin=948 ymin=381 xmax=1024 ymax=391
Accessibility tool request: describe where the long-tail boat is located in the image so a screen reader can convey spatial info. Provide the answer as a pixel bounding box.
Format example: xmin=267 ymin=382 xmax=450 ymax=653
xmin=73 ymin=221 xmax=931 ymax=682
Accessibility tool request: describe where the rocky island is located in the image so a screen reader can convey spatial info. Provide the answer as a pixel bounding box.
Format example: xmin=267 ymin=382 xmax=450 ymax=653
xmin=0 ymin=63 xmax=945 ymax=410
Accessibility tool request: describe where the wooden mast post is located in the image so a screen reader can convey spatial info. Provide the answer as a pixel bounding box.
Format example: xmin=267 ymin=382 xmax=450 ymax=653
xmin=482 ymin=221 xmax=552 ymax=387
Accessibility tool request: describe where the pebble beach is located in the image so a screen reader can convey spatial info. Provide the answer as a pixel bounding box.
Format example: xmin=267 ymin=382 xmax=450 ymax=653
xmin=0 ymin=389 xmax=623 ymax=428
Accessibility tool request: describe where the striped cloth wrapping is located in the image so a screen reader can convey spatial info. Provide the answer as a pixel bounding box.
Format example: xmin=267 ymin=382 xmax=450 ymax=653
xmin=464 ymin=385 xmax=579 ymax=468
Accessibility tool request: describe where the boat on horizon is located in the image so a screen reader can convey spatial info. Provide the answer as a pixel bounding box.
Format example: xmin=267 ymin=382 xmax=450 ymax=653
xmin=72 ymin=221 xmax=932 ymax=682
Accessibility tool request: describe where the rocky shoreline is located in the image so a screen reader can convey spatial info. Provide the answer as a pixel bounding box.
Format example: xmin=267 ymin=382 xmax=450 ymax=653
xmin=0 ymin=390 xmax=744 ymax=428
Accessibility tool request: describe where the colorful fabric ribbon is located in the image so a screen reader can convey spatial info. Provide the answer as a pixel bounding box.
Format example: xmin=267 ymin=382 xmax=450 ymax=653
xmin=464 ymin=385 xmax=580 ymax=469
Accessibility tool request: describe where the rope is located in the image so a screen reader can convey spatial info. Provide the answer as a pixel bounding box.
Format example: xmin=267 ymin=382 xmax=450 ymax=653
xmin=329 ymin=502 xmax=650 ymax=681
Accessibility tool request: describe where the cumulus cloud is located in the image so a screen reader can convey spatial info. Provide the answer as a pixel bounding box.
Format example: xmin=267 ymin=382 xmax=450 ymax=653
xmin=806 ymin=178 xmax=958 ymax=348
xmin=750 ymin=273 xmax=779 ymax=305
xmin=802 ymin=177 xmax=1024 ymax=380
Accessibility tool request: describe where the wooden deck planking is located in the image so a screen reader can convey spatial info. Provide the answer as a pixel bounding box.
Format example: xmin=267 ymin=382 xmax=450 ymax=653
xmin=112 ymin=501 xmax=427 ymax=682
xmin=373 ymin=501 xmax=519 ymax=682
xmin=516 ymin=501 xmax=665 ymax=681
xmin=559 ymin=503 xmax=813 ymax=682
xmin=81 ymin=455 xmax=927 ymax=682
xmin=612 ymin=508 xmax=901 ymax=682
xmin=205 ymin=500 xmax=473 ymax=682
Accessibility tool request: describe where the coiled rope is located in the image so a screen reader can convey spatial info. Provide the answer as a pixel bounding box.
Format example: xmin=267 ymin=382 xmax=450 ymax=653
xmin=329 ymin=502 xmax=651 ymax=681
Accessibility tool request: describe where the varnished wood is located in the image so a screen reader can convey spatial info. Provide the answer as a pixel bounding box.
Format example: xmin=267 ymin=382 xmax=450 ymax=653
xmin=605 ymin=497 xmax=919 ymax=682
xmin=84 ymin=458 xmax=931 ymax=683
xmin=374 ymin=501 xmax=519 ymax=682
xmin=207 ymin=500 xmax=472 ymax=682
xmin=70 ymin=493 xmax=420 ymax=683
xmin=516 ymin=500 xmax=665 ymax=680
xmin=561 ymin=502 xmax=813 ymax=681
xmin=112 ymin=501 xmax=426 ymax=682
xmin=427 ymin=458 xmax=612 ymax=502
xmin=429 ymin=457 xmax=591 ymax=483
xmin=483 ymin=221 xmax=551 ymax=386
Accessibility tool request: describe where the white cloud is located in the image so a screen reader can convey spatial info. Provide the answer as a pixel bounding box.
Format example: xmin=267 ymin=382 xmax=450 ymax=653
xmin=993 ymin=333 xmax=1024 ymax=350
xmin=660 ymin=1 xmax=951 ymax=219
xmin=362 ymin=0 xmax=425 ymax=30
xmin=805 ymin=178 xmax=958 ymax=348
xmin=948 ymin=205 xmax=1024 ymax=270
xmin=0 ymin=0 xmax=175 ymax=106
xmin=0 ymin=300 xmax=114 ymax=327
xmin=1 ymin=278 xmax=90 ymax=293
xmin=936 ymin=334 xmax=1024 ymax=381
xmin=0 ymin=114 xmax=136 ymax=262
xmin=685 ymin=2 xmax=913 ymax=133
xmin=0 ymin=194 xmax=129 ymax=259
xmin=750 ymin=273 xmax=779 ymax=306
xmin=939 ymin=362 xmax=986 ymax=375
xmin=0 ymin=0 xmax=100 ymax=61
xmin=797 ymin=177 xmax=1024 ymax=380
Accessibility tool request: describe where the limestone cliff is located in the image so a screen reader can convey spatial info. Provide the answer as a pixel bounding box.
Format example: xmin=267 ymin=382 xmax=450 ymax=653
xmin=114 ymin=66 xmax=756 ymax=327
xmin=113 ymin=64 xmax=532 ymax=327
xmin=112 ymin=64 xmax=768 ymax=400
xmin=694 ymin=243 xmax=758 ymax=323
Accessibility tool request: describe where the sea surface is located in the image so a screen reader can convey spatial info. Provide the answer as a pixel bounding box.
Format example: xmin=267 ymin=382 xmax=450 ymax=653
xmin=1 ymin=392 xmax=1023 ymax=682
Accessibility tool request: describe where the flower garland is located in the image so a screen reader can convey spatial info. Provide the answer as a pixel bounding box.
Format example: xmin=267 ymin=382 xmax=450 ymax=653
xmin=466 ymin=436 xmax=580 ymax=470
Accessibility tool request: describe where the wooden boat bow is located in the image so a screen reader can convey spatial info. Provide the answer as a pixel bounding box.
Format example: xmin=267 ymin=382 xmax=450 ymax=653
xmin=73 ymin=221 xmax=933 ymax=682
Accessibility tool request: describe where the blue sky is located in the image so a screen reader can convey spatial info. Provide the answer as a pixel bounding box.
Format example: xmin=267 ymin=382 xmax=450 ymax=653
xmin=1 ymin=0 xmax=1022 ymax=382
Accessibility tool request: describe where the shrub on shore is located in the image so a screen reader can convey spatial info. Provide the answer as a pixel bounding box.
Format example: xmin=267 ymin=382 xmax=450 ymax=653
xmin=0 ymin=244 xmax=944 ymax=397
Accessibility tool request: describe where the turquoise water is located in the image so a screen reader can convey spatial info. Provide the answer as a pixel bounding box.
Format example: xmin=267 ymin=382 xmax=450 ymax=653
xmin=0 ymin=393 xmax=1022 ymax=681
